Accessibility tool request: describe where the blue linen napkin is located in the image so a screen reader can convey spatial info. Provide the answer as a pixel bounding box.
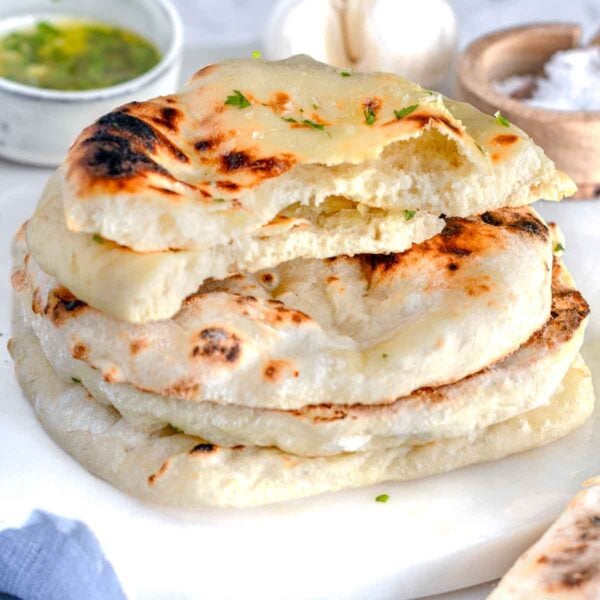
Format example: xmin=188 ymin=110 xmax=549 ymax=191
xmin=0 ymin=510 xmax=126 ymax=600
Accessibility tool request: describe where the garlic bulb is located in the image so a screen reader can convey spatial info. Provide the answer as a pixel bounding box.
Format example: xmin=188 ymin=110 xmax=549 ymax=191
xmin=264 ymin=0 xmax=458 ymax=90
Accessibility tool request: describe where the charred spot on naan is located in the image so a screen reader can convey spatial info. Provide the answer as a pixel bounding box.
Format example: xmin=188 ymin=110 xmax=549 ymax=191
xmin=71 ymin=341 xmax=89 ymax=361
xmin=352 ymin=211 xmax=513 ymax=284
xmin=539 ymin=513 xmax=600 ymax=591
xmin=189 ymin=443 xmax=217 ymax=455
xmin=263 ymin=359 xmax=299 ymax=382
xmin=44 ymin=287 xmax=88 ymax=326
xmin=10 ymin=269 xmax=27 ymax=293
xmin=149 ymin=106 xmax=184 ymax=132
xmin=264 ymin=91 xmax=292 ymax=114
xmin=191 ymin=327 xmax=241 ymax=363
xmin=278 ymin=259 xmax=584 ymax=423
xmin=479 ymin=208 xmax=548 ymax=241
xmin=69 ymin=104 xmax=192 ymax=195
xmin=487 ymin=133 xmax=522 ymax=163
xmin=129 ymin=338 xmax=149 ymax=356
xmin=219 ymin=150 xmax=296 ymax=179
xmin=147 ymin=459 xmax=170 ymax=485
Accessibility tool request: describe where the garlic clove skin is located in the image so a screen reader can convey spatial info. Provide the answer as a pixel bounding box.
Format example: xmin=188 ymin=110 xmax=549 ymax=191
xmin=341 ymin=0 xmax=376 ymax=64
xmin=263 ymin=0 xmax=349 ymax=67
xmin=351 ymin=0 xmax=458 ymax=89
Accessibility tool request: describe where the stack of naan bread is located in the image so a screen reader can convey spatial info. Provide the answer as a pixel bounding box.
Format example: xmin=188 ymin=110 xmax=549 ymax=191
xmin=10 ymin=57 xmax=594 ymax=507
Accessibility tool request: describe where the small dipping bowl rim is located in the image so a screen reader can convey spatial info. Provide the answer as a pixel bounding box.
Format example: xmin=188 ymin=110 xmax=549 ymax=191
xmin=0 ymin=0 xmax=183 ymax=103
xmin=458 ymin=22 xmax=600 ymax=123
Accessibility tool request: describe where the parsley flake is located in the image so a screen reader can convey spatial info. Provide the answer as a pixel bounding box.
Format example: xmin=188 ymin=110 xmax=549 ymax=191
xmin=554 ymin=242 xmax=565 ymax=253
xmin=425 ymin=90 xmax=435 ymax=95
xmin=283 ymin=114 xmax=325 ymax=130
xmin=494 ymin=111 xmax=510 ymax=127
xmin=71 ymin=377 xmax=82 ymax=384
xmin=375 ymin=494 xmax=390 ymax=503
xmin=340 ymin=71 xmax=351 ymax=77
xmin=251 ymin=50 xmax=262 ymax=60
xmin=92 ymin=234 xmax=104 ymax=244
xmin=225 ymin=89 xmax=250 ymax=109
xmin=394 ymin=104 xmax=419 ymax=120
xmin=302 ymin=118 xmax=324 ymax=130
xmin=364 ymin=105 xmax=377 ymax=125
xmin=382 ymin=353 xmax=388 ymax=359
xmin=475 ymin=142 xmax=485 ymax=155
xmin=404 ymin=209 xmax=416 ymax=220
xmin=213 ymin=197 xmax=225 ymax=203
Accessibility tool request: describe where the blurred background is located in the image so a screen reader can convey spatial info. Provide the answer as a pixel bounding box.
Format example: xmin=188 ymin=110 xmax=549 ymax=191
xmin=174 ymin=0 xmax=600 ymax=80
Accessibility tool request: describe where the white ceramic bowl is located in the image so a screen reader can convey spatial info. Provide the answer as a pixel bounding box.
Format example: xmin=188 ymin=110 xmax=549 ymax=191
xmin=0 ymin=0 xmax=183 ymax=166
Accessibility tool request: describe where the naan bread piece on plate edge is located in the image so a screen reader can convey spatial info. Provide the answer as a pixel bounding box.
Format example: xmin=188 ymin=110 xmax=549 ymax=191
xmin=14 ymin=259 xmax=588 ymax=456
xmin=489 ymin=479 xmax=600 ymax=599
xmin=15 ymin=206 xmax=553 ymax=410
xmin=60 ymin=56 xmax=574 ymax=253
xmin=9 ymin=313 xmax=595 ymax=508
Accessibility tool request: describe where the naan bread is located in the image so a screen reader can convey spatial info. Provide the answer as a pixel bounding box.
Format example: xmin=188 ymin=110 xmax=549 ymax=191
xmin=14 ymin=260 xmax=587 ymax=456
xmin=14 ymin=206 xmax=553 ymax=410
xmin=27 ymin=173 xmax=443 ymax=323
xmin=490 ymin=480 xmax=600 ymax=599
xmin=9 ymin=314 xmax=594 ymax=508
xmin=61 ymin=56 xmax=574 ymax=253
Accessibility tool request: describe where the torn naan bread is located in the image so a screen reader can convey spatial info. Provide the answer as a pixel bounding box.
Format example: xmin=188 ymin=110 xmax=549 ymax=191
xmin=9 ymin=314 xmax=594 ymax=508
xmin=32 ymin=56 xmax=574 ymax=323
xmin=14 ymin=260 xmax=588 ymax=456
xmin=61 ymin=56 xmax=574 ymax=254
xmin=14 ymin=206 xmax=553 ymax=411
xmin=28 ymin=173 xmax=443 ymax=323
xmin=490 ymin=479 xmax=600 ymax=599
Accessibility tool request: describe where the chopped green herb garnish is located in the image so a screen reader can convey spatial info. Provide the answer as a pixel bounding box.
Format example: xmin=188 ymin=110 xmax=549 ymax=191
xmin=475 ymin=142 xmax=485 ymax=155
xmin=494 ymin=111 xmax=510 ymax=127
xmin=425 ymin=90 xmax=435 ymax=95
xmin=340 ymin=71 xmax=351 ymax=77
xmin=554 ymin=242 xmax=565 ymax=253
xmin=375 ymin=494 xmax=389 ymax=503
xmin=404 ymin=209 xmax=416 ymax=220
xmin=394 ymin=104 xmax=419 ymax=120
xmin=302 ymin=118 xmax=324 ymax=130
xmin=71 ymin=377 xmax=82 ymax=384
xmin=251 ymin=50 xmax=262 ymax=60
xmin=92 ymin=234 xmax=104 ymax=244
xmin=283 ymin=113 xmax=325 ymax=130
xmin=382 ymin=353 xmax=388 ymax=359
xmin=225 ymin=89 xmax=250 ymax=109
xmin=364 ymin=105 xmax=377 ymax=125
xmin=213 ymin=197 xmax=225 ymax=203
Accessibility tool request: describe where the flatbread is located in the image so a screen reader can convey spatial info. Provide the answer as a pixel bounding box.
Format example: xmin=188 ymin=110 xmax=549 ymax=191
xmin=61 ymin=56 xmax=574 ymax=253
xmin=14 ymin=259 xmax=587 ymax=456
xmin=27 ymin=173 xmax=443 ymax=323
xmin=9 ymin=314 xmax=594 ymax=508
xmin=14 ymin=206 xmax=554 ymax=410
xmin=490 ymin=480 xmax=600 ymax=599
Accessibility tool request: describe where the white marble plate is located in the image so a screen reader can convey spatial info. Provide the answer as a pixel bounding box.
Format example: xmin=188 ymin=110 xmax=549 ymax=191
xmin=0 ymin=165 xmax=598 ymax=600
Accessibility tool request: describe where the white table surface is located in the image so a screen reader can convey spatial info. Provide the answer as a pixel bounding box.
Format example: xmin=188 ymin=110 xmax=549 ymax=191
xmin=1 ymin=2 xmax=599 ymax=599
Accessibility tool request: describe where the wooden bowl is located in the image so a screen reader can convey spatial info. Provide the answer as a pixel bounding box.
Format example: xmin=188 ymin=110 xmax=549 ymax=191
xmin=456 ymin=23 xmax=600 ymax=199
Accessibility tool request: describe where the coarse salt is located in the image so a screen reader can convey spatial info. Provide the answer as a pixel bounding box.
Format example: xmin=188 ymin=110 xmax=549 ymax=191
xmin=495 ymin=46 xmax=600 ymax=111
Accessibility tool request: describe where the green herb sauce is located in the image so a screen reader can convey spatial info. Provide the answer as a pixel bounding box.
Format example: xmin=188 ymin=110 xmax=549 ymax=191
xmin=0 ymin=19 xmax=161 ymax=91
